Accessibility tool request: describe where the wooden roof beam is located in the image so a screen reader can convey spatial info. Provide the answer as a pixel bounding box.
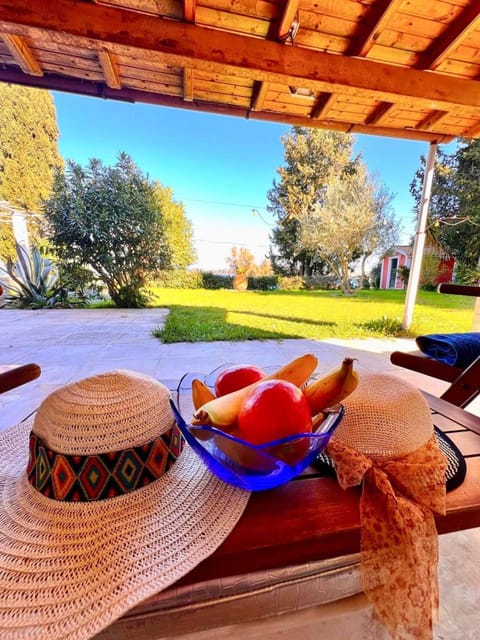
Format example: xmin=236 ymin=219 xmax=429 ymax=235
xmin=0 ymin=66 xmax=455 ymax=143
xmin=415 ymin=110 xmax=449 ymax=132
xmin=250 ymin=80 xmax=268 ymax=111
xmin=418 ymin=5 xmax=480 ymax=71
xmin=349 ymin=0 xmax=404 ymax=58
xmin=464 ymin=120 xmax=480 ymax=139
xmin=1 ymin=33 xmax=42 ymax=76
xmin=278 ymin=0 xmax=299 ymax=43
xmin=365 ymin=102 xmax=394 ymax=126
xmin=98 ymin=50 xmax=121 ymax=89
xmin=183 ymin=67 xmax=193 ymax=101
xmin=2 ymin=0 xmax=480 ymax=114
xmin=184 ymin=0 xmax=196 ymax=23
xmin=310 ymin=93 xmax=335 ymax=120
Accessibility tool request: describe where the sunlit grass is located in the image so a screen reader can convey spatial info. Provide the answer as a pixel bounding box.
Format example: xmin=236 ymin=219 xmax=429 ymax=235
xmin=149 ymin=288 xmax=475 ymax=343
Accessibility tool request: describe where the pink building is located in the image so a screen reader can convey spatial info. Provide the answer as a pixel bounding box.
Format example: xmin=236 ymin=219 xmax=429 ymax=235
xmin=379 ymin=243 xmax=455 ymax=290
xmin=380 ymin=245 xmax=411 ymax=289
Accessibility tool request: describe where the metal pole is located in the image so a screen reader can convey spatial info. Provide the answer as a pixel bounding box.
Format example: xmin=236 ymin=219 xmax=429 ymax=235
xmin=402 ymin=142 xmax=437 ymax=329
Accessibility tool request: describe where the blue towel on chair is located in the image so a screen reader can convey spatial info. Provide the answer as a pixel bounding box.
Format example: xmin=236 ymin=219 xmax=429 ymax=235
xmin=416 ymin=332 xmax=480 ymax=368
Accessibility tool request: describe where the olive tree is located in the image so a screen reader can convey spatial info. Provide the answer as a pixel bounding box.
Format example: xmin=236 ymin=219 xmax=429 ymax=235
xmin=44 ymin=153 xmax=173 ymax=307
xmin=297 ymin=166 xmax=398 ymax=294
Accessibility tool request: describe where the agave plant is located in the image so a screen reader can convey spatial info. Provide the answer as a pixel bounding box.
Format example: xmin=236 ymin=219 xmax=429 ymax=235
xmin=0 ymin=243 xmax=65 ymax=308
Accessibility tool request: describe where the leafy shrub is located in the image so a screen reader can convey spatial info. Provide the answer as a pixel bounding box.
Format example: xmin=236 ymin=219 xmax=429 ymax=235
xmin=454 ymin=263 xmax=480 ymax=285
xmin=0 ymin=242 xmax=66 ymax=308
xmin=247 ymin=275 xmax=278 ymax=291
xmin=397 ymin=265 xmax=410 ymax=286
xmin=360 ymin=315 xmax=408 ymax=336
xmin=361 ymin=277 xmax=371 ymax=289
xmin=202 ymin=272 xmax=234 ymax=289
xmin=303 ymin=275 xmax=339 ymax=290
xmin=278 ymin=275 xmax=305 ymax=290
xmin=154 ymin=270 xmax=203 ymax=288
xmin=420 ymin=255 xmax=440 ymax=291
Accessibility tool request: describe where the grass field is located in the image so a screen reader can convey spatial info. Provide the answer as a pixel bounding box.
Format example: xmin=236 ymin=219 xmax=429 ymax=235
xmin=148 ymin=287 xmax=476 ymax=343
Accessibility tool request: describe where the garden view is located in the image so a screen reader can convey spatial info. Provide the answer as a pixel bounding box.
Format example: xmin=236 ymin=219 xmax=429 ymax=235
xmin=0 ymin=83 xmax=479 ymax=343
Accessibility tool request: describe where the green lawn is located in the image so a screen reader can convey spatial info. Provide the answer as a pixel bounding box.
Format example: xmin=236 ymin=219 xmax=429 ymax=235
xmin=149 ymin=287 xmax=476 ymax=343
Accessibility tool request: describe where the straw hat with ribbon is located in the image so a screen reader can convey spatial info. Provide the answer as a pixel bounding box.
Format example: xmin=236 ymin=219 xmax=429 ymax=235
xmin=327 ymin=373 xmax=448 ymax=640
xmin=0 ymin=370 xmax=250 ymax=640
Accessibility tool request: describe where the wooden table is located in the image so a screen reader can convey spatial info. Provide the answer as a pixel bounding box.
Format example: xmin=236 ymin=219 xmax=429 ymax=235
xmin=126 ymin=391 xmax=480 ymax=620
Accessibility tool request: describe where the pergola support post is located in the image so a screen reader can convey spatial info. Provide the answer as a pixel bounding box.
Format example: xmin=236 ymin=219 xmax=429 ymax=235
xmin=402 ymin=142 xmax=437 ymax=329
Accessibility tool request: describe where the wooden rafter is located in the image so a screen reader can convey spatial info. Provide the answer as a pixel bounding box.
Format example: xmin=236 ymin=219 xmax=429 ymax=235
xmin=278 ymin=0 xmax=299 ymax=42
xmin=183 ymin=67 xmax=193 ymax=101
xmin=1 ymin=33 xmax=42 ymax=76
xmin=184 ymin=0 xmax=195 ymax=23
xmin=310 ymin=94 xmax=335 ymax=120
xmin=365 ymin=102 xmax=394 ymax=126
xmin=417 ymin=4 xmax=480 ymax=70
xmin=1 ymin=0 xmax=479 ymax=116
xmin=250 ymin=80 xmax=268 ymax=111
xmin=349 ymin=0 xmax=403 ymax=58
xmin=464 ymin=120 xmax=480 ymax=139
xmin=98 ymin=50 xmax=121 ymax=89
xmin=415 ymin=110 xmax=449 ymax=132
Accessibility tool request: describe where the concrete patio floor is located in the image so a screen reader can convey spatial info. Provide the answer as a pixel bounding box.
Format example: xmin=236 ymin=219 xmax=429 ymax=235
xmin=1 ymin=308 xmax=479 ymax=639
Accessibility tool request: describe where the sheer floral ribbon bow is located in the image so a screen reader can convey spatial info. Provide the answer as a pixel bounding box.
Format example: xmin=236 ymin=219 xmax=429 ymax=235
xmin=327 ymin=435 xmax=447 ymax=640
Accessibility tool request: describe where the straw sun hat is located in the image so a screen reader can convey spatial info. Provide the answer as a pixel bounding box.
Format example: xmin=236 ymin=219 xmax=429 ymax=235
xmin=326 ymin=373 xmax=458 ymax=640
xmin=0 ymin=370 xmax=250 ymax=640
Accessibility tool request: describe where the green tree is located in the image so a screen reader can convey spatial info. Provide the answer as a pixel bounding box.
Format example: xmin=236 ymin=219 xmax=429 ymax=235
xmin=297 ymin=165 xmax=398 ymax=294
xmin=44 ymin=153 xmax=173 ymax=307
xmin=152 ymin=182 xmax=196 ymax=269
xmin=0 ymin=84 xmax=62 ymax=261
xmin=410 ymin=140 xmax=480 ymax=270
xmin=267 ymin=127 xmax=359 ymax=276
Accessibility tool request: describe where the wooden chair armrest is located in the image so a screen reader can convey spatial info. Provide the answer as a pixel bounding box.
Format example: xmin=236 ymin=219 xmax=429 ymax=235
xmin=0 ymin=363 xmax=41 ymax=394
xmin=438 ymin=284 xmax=480 ymax=297
xmin=390 ymin=351 xmax=462 ymax=383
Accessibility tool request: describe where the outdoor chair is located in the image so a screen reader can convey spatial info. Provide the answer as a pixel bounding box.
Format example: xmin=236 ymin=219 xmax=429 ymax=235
xmin=0 ymin=363 xmax=41 ymax=395
xmin=390 ymin=284 xmax=480 ymax=408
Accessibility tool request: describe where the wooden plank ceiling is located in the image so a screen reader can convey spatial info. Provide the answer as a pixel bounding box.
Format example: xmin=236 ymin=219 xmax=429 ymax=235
xmin=1 ymin=0 xmax=480 ymax=141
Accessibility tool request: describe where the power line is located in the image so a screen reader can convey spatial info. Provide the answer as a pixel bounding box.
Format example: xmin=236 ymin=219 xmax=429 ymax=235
xmin=183 ymin=197 xmax=269 ymax=211
xmin=196 ymin=238 xmax=269 ymax=248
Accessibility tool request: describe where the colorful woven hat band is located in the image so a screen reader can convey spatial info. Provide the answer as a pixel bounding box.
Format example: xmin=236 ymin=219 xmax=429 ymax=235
xmin=26 ymin=425 xmax=185 ymax=502
xmin=326 ymin=374 xmax=447 ymax=640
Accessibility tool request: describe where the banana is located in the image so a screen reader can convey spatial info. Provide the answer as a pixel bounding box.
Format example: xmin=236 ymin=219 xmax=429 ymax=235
xmin=192 ymin=353 xmax=318 ymax=428
xmin=303 ymin=357 xmax=358 ymax=415
xmin=191 ymin=378 xmax=216 ymax=410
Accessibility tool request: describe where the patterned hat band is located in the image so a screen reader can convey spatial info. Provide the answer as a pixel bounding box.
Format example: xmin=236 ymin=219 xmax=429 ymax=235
xmin=26 ymin=423 xmax=185 ymax=502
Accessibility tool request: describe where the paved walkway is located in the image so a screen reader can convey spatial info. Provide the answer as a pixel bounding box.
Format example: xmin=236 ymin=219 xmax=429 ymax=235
xmin=0 ymin=308 xmax=456 ymax=430
xmin=1 ymin=308 xmax=479 ymax=638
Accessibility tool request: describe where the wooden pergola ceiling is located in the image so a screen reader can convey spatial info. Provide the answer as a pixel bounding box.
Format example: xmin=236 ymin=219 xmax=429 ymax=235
xmin=1 ymin=0 xmax=480 ymax=142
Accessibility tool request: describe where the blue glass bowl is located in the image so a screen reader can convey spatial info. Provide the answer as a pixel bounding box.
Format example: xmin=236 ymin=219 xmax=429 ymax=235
xmin=170 ymin=369 xmax=344 ymax=491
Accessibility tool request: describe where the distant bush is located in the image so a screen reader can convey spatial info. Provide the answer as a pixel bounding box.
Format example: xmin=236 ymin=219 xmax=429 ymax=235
xmin=278 ymin=275 xmax=305 ymax=290
xmin=202 ymin=272 xmax=234 ymax=289
xmin=304 ymin=275 xmax=339 ymax=290
xmin=154 ymin=270 xmax=203 ymax=288
xmin=247 ymin=275 xmax=278 ymax=291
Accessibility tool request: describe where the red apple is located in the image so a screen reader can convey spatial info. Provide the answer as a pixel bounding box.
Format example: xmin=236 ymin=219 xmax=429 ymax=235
xmin=214 ymin=365 xmax=265 ymax=397
xmin=237 ymin=379 xmax=312 ymax=445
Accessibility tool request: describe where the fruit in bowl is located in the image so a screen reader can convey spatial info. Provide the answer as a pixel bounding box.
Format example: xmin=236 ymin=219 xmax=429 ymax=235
xmin=238 ymin=379 xmax=312 ymax=444
xmin=214 ymin=364 xmax=266 ymax=397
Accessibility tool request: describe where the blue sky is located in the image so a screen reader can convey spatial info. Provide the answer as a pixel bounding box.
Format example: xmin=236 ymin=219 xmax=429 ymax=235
xmin=52 ymin=91 xmax=457 ymax=271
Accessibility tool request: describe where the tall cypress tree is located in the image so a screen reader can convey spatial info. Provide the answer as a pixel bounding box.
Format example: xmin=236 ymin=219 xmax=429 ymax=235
xmin=0 ymin=84 xmax=62 ymax=261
